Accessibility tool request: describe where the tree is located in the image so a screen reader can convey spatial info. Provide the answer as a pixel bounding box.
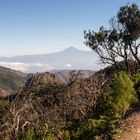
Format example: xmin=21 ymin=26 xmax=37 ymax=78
xmin=84 ymin=3 xmax=140 ymax=71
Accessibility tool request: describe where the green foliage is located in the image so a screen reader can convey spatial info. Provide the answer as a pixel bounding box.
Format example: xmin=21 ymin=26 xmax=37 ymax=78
xmin=132 ymin=73 xmax=140 ymax=84
xmin=111 ymin=72 xmax=138 ymax=116
xmin=17 ymin=129 xmax=35 ymax=140
xmin=17 ymin=123 xmax=56 ymax=140
xmin=132 ymin=73 xmax=140 ymax=100
xmin=96 ymin=72 xmax=138 ymax=118
xmin=63 ymin=130 xmax=71 ymax=140
xmin=84 ymin=3 xmax=140 ymax=70
xmin=64 ymin=116 xmax=118 ymax=140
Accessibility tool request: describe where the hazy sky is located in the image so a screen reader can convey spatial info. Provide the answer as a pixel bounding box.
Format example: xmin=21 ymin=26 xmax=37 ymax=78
xmin=0 ymin=0 xmax=140 ymax=56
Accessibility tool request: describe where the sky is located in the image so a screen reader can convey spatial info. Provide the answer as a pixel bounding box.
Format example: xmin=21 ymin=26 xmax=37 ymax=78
xmin=0 ymin=0 xmax=140 ymax=56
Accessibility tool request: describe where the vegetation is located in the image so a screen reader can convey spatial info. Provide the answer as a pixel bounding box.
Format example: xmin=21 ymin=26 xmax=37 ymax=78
xmin=84 ymin=3 xmax=140 ymax=71
xmin=96 ymin=72 xmax=138 ymax=118
xmin=0 ymin=99 xmax=9 ymax=126
xmin=0 ymin=66 xmax=26 ymax=96
xmin=0 ymin=71 xmax=137 ymax=140
xmin=111 ymin=72 xmax=138 ymax=116
xmin=1 ymin=3 xmax=140 ymax=140
xmin=61 ymin=71 xmax=139 ymax=140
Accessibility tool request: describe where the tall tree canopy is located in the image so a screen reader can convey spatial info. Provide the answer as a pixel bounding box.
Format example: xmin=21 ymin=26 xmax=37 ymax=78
xmin=84 ymin=3 xmax=140 ymax=70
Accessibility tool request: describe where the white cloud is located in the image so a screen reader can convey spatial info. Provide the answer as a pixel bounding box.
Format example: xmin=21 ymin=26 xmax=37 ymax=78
xmin=0 ymin=62 xmax=54 ymax=73
xmin=66 ymin=63 xmax=71 ymax=68
xmin=0 ymin=62 xmax=29 ymax=72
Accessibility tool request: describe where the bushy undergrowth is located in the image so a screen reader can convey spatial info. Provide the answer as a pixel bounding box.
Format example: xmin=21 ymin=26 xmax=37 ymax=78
xmin=63 ymin=116 xmax=119 ymax=140
xmin=17 ymin=123 xmax=57 ymax=140
xmin=62 ymin=72 xmax=139 ymax=140
xmin=1 ymin=72 xmax=140 ymax=140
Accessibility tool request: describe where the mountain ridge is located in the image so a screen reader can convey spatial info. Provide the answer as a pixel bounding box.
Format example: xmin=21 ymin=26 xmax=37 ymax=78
xmin=0 ymin=47 xmax=100 ymax=73
xmin=0 ymin=47 xmax=92 ymax=59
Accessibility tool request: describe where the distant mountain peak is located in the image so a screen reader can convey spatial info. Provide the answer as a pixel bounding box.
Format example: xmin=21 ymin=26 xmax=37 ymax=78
xmin=0 ymin=47 xmax=99 ymax=73
xmin=63 ymin=47 xmax=80 ymax=52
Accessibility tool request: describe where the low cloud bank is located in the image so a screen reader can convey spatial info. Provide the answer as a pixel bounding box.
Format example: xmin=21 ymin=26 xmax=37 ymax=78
xmin=0 ymin=61 xmax=101 ymax=73
xmin=0 ymin=62 xmax=54 ymax=73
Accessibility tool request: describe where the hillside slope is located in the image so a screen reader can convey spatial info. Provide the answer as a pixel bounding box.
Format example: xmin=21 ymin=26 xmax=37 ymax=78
xmin=0 ymin=66 xmax=27 ymax=97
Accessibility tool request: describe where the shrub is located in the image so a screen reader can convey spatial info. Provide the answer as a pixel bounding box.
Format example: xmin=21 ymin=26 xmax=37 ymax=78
xmin=17 ymin=123 xmax=56 ymax=140
xmin=96 ymin=72 xmax=138 ymax=118
xmin=65 ymin=116 xmax=118 ymax=140
xmin=111 ymin=72 xmax=138 ymax=117
xmin=132 ymin=73 xmax=140 ymax=101
xmin=17 ymin=129 xmax=35 ymax=140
